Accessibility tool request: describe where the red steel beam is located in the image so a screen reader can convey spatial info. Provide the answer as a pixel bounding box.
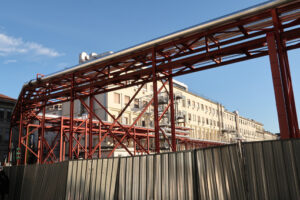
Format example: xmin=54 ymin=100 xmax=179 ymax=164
xmin=152 ymin=49 xmax=160 ymax=153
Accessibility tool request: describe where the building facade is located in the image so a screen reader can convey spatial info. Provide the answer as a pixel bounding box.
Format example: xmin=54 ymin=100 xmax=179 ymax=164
xmin=61 ymin=80 xmax=277 ymax=147
xmin=0 ymin=94 xmax=16 ymax=164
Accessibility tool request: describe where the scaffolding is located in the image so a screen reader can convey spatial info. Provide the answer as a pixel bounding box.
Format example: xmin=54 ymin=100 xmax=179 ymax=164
xmin=8 ymin=0 xmax=300 ymax=165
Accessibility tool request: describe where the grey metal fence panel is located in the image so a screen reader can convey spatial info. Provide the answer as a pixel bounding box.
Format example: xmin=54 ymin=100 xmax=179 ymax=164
xmin=176 ymin=152 xmax=185 ymax=200
xmin=272 ymin=140 xmax=290 ymax=200
xmin=139 ymin=155 xmax=147 ymax=200
xmin=94 ymin=159 xmax=102 ymax=200
xmin=228 ymin=145 xmax=246 ymax=200
xmin=109 ymin=157 xmax=119 ymax=200
xmin=195 ymin=149 xmax=208 ymax=200
xmin=220 ymin=146 xmax=237 ymax=200
xmin=4 ymin=139 xmax=300 ymax=200
xmin=20 ymin=164 xmax=37 ymax=200
xmin=146 ymin=155 xmax=154 ymax=200
xmin=88 ymin=159 xmax=97 ymax=200
xmin=168 ymin=152 xmax=177 ymax=200
xmin=153 ymin=154 xmax=161 ymax=200
xmin=125 ymin=157 xmax=133 ymax=199
xmin=14 ymin=165 xmax=24 ymax=200
xmin=282 ymin=140 xmax=300 ymax=200
xmin=161 ymin=153 xmax=169 ymax=200
xmin=291 ymin=139 xmax=300 ymax=199
xmin=104 ymin=158 xmax=113 ymax=200
xmin=213 ymin=147 xmax=227 ymax=200
xmin=69 ymin=160 xmax=77 ymax=200
xmin=183 ymin=151 xmax=194 ymax=200
xmin=65 ymin=160 xmax=74 ymax=200
xmin=132 ymin=156 xmax=140 ymax=200
xmin=262 ymin=142 xmax=279 ymax=200
xmin=54 ymin=161 xmax=69 ymax=200
xmin=99 ymin=158 xmax=108 ymax=199
xmin=205 ymin=148 xmax=218 ymax=200
xmin=80 ymin=160 xmax=88 ymax=200
xmin=83 ymin=160 xmax=92 ymax=200
xmin=118 ymin=157 xmax=126 ymax=200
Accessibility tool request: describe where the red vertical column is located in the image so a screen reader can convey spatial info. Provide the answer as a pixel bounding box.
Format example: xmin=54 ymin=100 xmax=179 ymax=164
xmin=7 ymin=126 xmax=13 ymax=164
xmin=152 ymin=48 xmax=160 ymax=153
xmin=24 ymin=126 xmax=29 ymax=165
xmin=267 ymin=32 xmax=295 ymax=139
xmin=98 ymin=123 xmax=101 ymax=158
xmin=89 ymin=93 xmax=94 ymax=158
xmin=60 ymin=118 xmax=63 ymax=162
xmin=38 ymin=105 xmax=46 ymax=164
xmin=69 ymin=74 xmax=75 ymax=160
xmin=169 ymin=70 xmax=176 ymax=152
xmin=271 ymin=10 xmax=299 ymax=138
xmin=266 ymin=9 xmax=299 ymax=139
xmin=17 ymin=112 xmax=23 ymax=165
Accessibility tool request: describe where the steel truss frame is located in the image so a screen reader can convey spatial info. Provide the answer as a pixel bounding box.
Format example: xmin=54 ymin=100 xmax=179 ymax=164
xmin=8 ymin=1 xmax=300 ymax=165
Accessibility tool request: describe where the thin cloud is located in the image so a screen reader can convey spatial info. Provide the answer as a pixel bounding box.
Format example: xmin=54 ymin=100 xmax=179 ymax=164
xmin=0 ymin=33 xmax=62 ymax=57
xmin=3 ymin=59 xmax=17 ymax=64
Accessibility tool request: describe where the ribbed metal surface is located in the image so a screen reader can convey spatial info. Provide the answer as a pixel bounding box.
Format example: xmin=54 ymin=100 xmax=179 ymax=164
xmin=3 ymin=139 xmax=300 ymax=200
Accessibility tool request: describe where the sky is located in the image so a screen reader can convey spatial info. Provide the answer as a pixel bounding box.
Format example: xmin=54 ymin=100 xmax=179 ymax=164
xmin=0 ymin=0 xmax=299 ymax=133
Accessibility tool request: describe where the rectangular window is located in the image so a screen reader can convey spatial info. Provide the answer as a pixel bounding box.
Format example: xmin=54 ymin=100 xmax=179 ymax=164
xmin=0 ymin=110 xmax=4 ymax=121
xmin=123 ymin=117 xmax=129 ymax=124
xmin=187 ymin=99 xmax=191 ymax=106
xmin=188 ymin=113 xmax=191 ymax=121
xmin=124 ymin=95 xmax=130 ymax=104
xmin=114 ymin=93 xmax=120 ymax=104
xmin=182 ymin=99 xmax=186 ymax=107
xmin=134 ymin=99 xmax=139 ymax=108
xmin=192 ymin=101 xmax=195 ymax=108
xmin=201 ymin=104 xmax=204 ymax=111
xmin=6 ymin=111 xmax=11 ymax=121
xmin=143 ymin=84 xmax=147 ymax=90
xmin=143 ymin=101 xmax=147 ymax=107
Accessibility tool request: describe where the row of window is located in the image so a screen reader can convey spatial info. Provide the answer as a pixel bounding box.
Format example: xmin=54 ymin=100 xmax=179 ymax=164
xmin=181 ymin=99 xmax=220 ymax=116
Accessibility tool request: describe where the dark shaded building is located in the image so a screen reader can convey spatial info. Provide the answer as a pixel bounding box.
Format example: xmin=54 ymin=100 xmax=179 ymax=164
xmin=0 ymin=94 xmax=16 ymax=164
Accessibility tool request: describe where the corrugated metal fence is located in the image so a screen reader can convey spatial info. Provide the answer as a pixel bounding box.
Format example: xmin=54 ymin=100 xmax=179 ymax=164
xmin=3 ymin=139 xmax=300 ymax=200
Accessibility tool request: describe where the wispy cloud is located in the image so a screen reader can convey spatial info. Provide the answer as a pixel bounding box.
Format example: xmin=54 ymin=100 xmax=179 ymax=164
xmin=3 ymin=59 xmax=17 ymax=64
xmin=0 ymin=33 xmax=62 ymax=57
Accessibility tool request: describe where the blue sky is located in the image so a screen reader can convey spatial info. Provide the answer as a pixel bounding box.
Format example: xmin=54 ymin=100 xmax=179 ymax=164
xmin=0 ymin=0 xmax=299 ymax=133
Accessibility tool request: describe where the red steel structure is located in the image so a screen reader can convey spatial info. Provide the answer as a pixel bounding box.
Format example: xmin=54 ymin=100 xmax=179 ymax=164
xmin=8 ymin=0 xmax=300 ymax=165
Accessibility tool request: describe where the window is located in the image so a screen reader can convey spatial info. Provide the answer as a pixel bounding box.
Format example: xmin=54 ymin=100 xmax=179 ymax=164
xmin=114 ymin=93 xmax=120 ymax=104
xmin=188 ymin=113 xmax=191 ymax=121
xmin=187 ymin=99 xmax=191 ymax=107
xmin=143 ymin=84 xmax=147 ymax=91
xmin=6 ymin=111 xmax=11 ymax=121
xmin=143 ymin=101 xmax=147 ymax=107
xmin=134 ymin=99 xmax=139 ymax=108
xmin=198 ymin=116 xmax=201 ymax=124
xmin=197 ymin=102 xmax=200 ymax=110
xmin=124 ymin=95 xmax=130 ymax=104
xmin=123 ymin=117 xmax=129 ymax=124
xmin=182 ymin=99 xmax=186 ymax=107
xmin=192 ymin=101 xmax=195 ymax=108
xmin=0 ymin=110 xmax=4 ymax=121
xmin=201 ymin=104 xmax=204 ymax=111
xmin=206 ymin=118 xmax=209 ymax=125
